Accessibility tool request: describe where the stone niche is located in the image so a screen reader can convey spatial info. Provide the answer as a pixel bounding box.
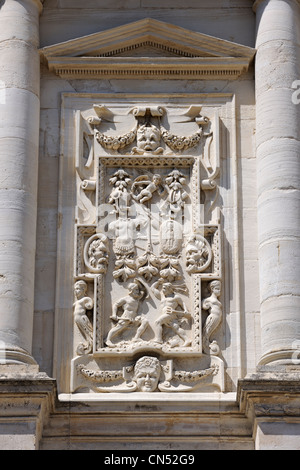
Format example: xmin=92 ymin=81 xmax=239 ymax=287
xmin=54 ymin=92 xmax=240 ymax=396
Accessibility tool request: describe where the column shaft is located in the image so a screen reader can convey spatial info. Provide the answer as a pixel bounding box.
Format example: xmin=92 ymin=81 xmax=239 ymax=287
xmin=255 ymin=0 xmax=300 ymax=365
xmin=0 ymin=0 xmax=42 ymax=363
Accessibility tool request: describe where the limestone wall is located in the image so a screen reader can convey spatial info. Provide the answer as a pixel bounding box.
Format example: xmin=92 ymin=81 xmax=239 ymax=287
xmin=34 ymin=0 xmax=259 ymax=393
xmin=1 ymin=0 xmax=300 ymax=452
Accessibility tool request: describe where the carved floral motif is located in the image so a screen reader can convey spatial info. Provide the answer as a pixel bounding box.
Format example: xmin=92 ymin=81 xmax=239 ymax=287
xmin=95 ymin=126 xmax=137 ymax=152
xmin=160 ymin=126 xmax=204 ymax=152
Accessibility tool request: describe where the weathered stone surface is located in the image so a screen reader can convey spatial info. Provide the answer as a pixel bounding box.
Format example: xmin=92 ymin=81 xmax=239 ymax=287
xmin=0 ymin=0 xmax=299 ymax=450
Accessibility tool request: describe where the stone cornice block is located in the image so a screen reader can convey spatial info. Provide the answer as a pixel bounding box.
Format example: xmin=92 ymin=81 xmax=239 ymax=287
xmin=237 ymin=370 xmax=300 ymax=421
xmin=0 ymin=367 xmax=57 ymax=449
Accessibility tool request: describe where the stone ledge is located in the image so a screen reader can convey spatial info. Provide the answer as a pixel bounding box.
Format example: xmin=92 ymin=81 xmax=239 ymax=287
xmin=0 ymin=370 xmax=57 ymax=450
xmin=237 ymin=369 xmax=300 ymax=420
xmin=0 ymin=365 xmax=57 ymax=392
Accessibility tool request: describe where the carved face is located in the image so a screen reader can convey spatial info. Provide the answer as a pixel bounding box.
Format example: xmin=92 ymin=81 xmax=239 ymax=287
xmin=136 ymin=126 xmax=161 ymax=152
xmin=88 ymin=238 xmax=108 ymax=267
xmin=210 ymin=281 xmax=221 ymax=296
xmin=152 ymin=174 xmax=162 ymax=186
xmin=186 ymin=242 xmax=208 ymax=265
xmin=161 ymin=283 xmax=174 ymax=296
xmin=74 ymin=281 xmax=87 ymax=299
xmin=128 ymin=283 xmax=143 ymax=300
xmin=134 ymin=356 xmax=161 ymax=392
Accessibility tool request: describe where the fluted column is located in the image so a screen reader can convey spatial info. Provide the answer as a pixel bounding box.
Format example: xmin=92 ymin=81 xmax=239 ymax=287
xmin=0 ymin=0 xmax=42 ymax=364
xmin=254 ymin=0 xmax=300 ymax=366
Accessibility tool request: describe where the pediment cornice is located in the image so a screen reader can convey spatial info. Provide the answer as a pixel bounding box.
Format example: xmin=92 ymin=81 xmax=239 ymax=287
xmin=39 ymin=18 xmax=255 ymax=80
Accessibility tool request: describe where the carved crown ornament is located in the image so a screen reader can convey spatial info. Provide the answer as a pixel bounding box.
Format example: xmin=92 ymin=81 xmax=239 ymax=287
xmin=66 ymin=97 xmax=227 ymax=394
xmin=39 ymin=18 xmax=255 ymax=80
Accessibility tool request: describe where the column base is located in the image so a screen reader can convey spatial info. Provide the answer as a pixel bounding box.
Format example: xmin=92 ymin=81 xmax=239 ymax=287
xmin=258 ymin=349 xmax=300 ymax=368
xmin=0 ymin=344 xmax=37 ymax=366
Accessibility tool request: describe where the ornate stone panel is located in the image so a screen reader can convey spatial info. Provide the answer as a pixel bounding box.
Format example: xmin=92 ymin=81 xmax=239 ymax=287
xmin=56 ymin=93 xmax=236 ymax=395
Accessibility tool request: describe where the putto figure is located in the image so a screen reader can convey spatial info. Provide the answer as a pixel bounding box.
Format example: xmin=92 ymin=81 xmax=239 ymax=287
xmin=73 ymin=280 xmax=94 ymax=355
xmin=152 ymin=280 xmax=191 ymax=347
xmin=202 ymin=280 xmax=222 ymax=355
xmin=132 ymin=173 xmax=164 ymax=205
xmin=106 ymin=280 xmax=149 ymax=347
xmin=131 ymin=124 xmax=163 ymax=155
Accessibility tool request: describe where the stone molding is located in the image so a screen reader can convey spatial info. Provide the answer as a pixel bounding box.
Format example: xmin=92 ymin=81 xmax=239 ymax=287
xmin=238 ymin=371 xmax=300 ymax=418
xmin=237 ymin=370 xmax=300 ymax=448
xmin=39 ymin=18 xmax=255 ymax=80
xmin=2 ymin=369 xmax=300 ymax=449
xmin=0 ymin=366 xmax=56 ymax=450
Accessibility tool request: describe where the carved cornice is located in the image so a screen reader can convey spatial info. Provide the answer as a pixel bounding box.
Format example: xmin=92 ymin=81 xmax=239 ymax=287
xmin=45 ymin=57 xmax=251 ymax=80
xmin=238 ymin=372 xmax=300 ymax=421
xmin=40 ymin=18 xmax=255 ymax=80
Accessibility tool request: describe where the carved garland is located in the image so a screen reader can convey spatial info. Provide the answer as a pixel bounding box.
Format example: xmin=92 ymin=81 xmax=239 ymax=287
xmin=95 ymin=127 xmax=137 ymax=151
xmin=160 ymin=126 xmax=204 ymax=152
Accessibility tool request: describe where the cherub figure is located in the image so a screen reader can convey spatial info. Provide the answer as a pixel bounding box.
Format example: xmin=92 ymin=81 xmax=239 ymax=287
xmin=131 ymin=124 xmax=163 ymax=155
xmin=132 ymin=173 xmax=164 ymax=205
xmin=202 ymin=280 xmax=222 ymax=355
xmin=106 ymin=280 xmax=149 ymax=347
xmin=73 ymin=280 xmax=94 ymax=355
xmin=152 ymin=280 xmax=191 ymax=347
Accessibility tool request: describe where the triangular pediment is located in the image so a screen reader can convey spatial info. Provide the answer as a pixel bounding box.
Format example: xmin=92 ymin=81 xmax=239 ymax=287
xmin=40 ymin=18 xmax=255 ymax=80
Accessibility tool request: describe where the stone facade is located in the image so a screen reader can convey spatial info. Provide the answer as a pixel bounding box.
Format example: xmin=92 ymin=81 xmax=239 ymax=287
xmin=0 ymin=0 xmax=300 ymax=450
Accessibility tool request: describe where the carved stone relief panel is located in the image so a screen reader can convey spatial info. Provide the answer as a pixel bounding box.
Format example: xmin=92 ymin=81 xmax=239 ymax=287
xmin=56 ymin=94 xmax=235 ymax=395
